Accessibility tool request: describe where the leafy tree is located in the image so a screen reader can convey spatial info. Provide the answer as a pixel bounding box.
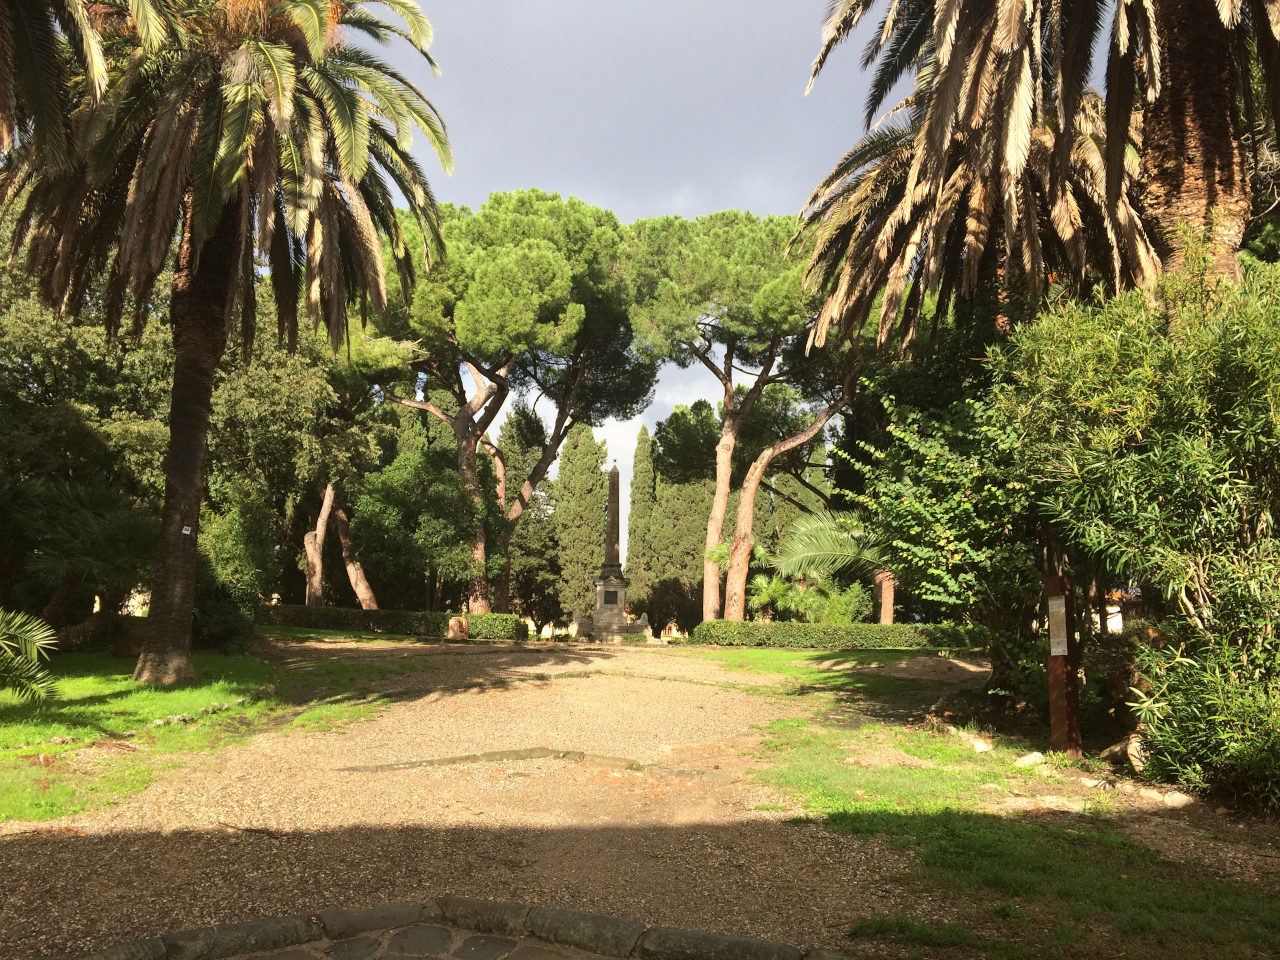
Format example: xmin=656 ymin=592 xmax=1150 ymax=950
xmin=2 ymin=0 xmax=450 ymax=682
xmin=553 ymin=424 xmax=607 ymax=618
xmin=990 ymin=249 xmax=1280 ymax=806
xmin=386 ymin=189 xmax=653 ymax=613
xmin=644 ymin=476 xmax=718 ymax=634
xmin=625 ymin=425 xmax=657 ymax=604
xmin=629 ymin=212 xmax=837 ymax=621
xmin=499 ymin=404 xmax=563 ymax=632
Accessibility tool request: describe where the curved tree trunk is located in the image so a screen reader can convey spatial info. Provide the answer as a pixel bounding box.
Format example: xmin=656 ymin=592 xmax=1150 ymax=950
xmin=458 ymin=435 xmax=491 ymax=613
xmin=304 ymin=482 xmax=336 ymax=606
xmin=1143 ymin=0 xmax=1249 ymax=275
xmin=702 ymin=428 xmax=736 ymax=622
xmin=134 ymin=203 xmax=239 ymax=685
xmin=723 ymin=379 xmax=853 ymax=621
xmin=333 ymin=504 xmax=378 ymax=610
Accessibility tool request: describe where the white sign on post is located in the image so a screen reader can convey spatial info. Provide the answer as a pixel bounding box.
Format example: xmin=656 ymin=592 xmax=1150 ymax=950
xmin=1047 ymin=595 xmax=1068 ymax=656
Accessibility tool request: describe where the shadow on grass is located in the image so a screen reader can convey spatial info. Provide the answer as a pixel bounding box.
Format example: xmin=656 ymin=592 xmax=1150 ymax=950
xmin=0 ymin=812 xmax=1274 ymax=960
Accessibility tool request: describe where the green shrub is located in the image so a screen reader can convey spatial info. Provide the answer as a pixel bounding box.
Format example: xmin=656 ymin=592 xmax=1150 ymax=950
xmin=255 ymin=604 xmax=529 ymax=641
xmin=685 ymin=620 xmax=987 ymax=649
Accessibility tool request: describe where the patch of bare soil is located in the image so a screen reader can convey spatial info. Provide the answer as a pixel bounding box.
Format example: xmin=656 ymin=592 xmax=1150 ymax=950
xmin=855 ymin=654 xmax=991 ymax=683
xmin=0 ymin=644 xmax=923 ymax=960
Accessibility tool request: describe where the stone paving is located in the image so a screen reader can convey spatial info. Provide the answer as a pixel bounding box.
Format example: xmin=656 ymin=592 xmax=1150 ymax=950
xmin=78 ymin=896 xmax=827 ymax=960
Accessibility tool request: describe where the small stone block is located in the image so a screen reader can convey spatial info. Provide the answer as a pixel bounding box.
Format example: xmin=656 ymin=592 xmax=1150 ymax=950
xmin=163 ymin=916 xmax=324 ymax=960
xmin=637 ymin=929 xmax=802 ymax=960
xmin=526 ymin=906 xmax=646 ymax=957
xmin=71 ymin=939 xmax=168 ymax=960
xmin=437 ymin=897 xmax=531 ymax=938
xmin=330 ymin=939 xmax=380 ymax=960
xmin=451 ymin=937 xmax=518 ymax=960
xmin=321 ymin=903 xmax=424 ymax=939
xmin=386 ymin=926 xmax=454 ymax=957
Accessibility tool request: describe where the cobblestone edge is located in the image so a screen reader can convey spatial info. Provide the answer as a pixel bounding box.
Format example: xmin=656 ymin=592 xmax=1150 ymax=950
xmin=55 ymin=895 xmax=844 ymax=960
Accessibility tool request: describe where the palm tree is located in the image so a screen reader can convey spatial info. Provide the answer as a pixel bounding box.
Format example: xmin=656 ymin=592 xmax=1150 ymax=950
xmin=772 ymin=510 xmax=885 ymax=581
xmin=1 ymin=0 xmax=451 ymax=683
xmin=805 ymin=0 xmax=1272 ymax=292
xmin=0 ymin=608 xmax=57 ymax=700
xmin=0 ymin=0 xmax=172 ymax=163
xmin=800 ymin=83 xmax=1154 ymax=350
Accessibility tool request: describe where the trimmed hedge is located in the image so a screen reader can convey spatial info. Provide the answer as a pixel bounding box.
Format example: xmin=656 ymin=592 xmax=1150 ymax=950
xmin=684 ymin=620 xmax=987 ymax=650
xmin=255 ymin=604 xmax=529 ymax=641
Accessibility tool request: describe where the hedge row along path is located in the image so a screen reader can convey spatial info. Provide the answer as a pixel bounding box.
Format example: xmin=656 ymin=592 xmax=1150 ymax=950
xmin=1 ymin=637 xmax=1276 ymax=960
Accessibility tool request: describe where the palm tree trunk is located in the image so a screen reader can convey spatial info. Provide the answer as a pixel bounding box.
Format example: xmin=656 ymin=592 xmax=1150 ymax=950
xmin=133 ymin=203 xmax=239 ymax=685
xmin=1143 ymin=0 xmax=1249 ymax=275
xmin=333 ymin=504 xmax=378 ymax=610
xmin=304 ymin=482 xmax=336 ymax=606
xmin=874 ymin=569 xmax=895 ymax=624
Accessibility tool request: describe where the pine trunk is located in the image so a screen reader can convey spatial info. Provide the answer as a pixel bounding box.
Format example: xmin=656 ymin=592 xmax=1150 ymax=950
xmin=1143 ymin=0 xmax=1249 ymax=275
xmin=722 ymin=463 xmax=765 ymax=621
xmin=874 ymin=569 xmax=895 ymax=624
xmin=333 ymin=505 xmax=378 ymax=610
xmin=702 ymin=427 xmax=737 ymax=622
xmin=304 ymin=482 xmax=336 ymax=606
xmin=458 ymin=435 xmax=491 ymax=613
xmin=133 ymin=204 xmax=239 ymax=685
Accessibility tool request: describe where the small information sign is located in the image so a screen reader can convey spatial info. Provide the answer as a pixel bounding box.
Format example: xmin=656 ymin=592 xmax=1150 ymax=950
xmin=1047 ymin=595 xmax=1068 ymax=656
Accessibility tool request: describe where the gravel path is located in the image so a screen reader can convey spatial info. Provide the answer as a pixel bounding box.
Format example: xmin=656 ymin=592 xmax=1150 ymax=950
xmin=0 ymin=643 xmax=915 ymax=960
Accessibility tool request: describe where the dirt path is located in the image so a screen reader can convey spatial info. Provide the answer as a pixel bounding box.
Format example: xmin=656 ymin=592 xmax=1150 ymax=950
xmin=0 ymin=643 xmax=919 ymax=960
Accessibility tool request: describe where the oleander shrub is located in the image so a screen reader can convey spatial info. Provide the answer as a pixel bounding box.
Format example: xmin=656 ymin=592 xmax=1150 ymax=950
xmin=685 ymin=620 xmax=987 ymax=649
xmin=256 ymin=604 xmax=529 ymax=641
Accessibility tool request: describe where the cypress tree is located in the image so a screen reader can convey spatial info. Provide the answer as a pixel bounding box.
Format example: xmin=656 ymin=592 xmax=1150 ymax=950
xmin=645 ymin=476 xmax=718 ymax=633
xmin=554 ymin=424 xmax=607 ymax=617
xmin=626 ymin=425 xmax=656 ymax=603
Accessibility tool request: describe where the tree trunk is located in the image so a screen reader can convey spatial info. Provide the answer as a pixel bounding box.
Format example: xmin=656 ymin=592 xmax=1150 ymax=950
xmin=703 ymin=426 xmax=737 ymax=622
xmin=723 ymin=384 xmax=852 ymax=621
xmin=458 ymin=435 xmax=491 ymax=613
xmin=1143 ymin=0 xmax=1249 ymax=275
xmin=303 ymin=482 xmax=336 ymax=606
xmin=333 ymin=504 xmax=378 ymax=609
xmin=874 ymin=569 xmax=896 ymax=624
xmin=41 ymin=569 xmax=85 ymax=628
xmin=134 ymin=202 xmax=239 ymax=685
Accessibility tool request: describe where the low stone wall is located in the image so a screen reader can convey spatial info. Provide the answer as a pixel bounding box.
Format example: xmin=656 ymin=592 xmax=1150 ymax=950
xmin=58 ymin=896 xmax=850 ymax=960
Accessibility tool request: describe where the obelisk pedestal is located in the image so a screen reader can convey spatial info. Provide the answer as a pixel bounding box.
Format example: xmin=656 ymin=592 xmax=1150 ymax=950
xmin=592 ymin=463 xmax=630 ymax=640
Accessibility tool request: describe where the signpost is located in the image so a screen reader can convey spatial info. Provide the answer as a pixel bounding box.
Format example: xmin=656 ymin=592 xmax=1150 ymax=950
xmin=1044 ymin=574 xmax=1082 ymax=757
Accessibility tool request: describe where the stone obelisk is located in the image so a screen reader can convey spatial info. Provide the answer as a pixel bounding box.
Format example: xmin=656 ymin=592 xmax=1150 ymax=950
xmin=593 ymin=463 xmax=629 ymax=638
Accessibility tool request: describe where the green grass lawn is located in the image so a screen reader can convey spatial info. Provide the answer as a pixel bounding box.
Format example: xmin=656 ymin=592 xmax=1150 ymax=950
xmin=0 ymin=648 xmax=431 ymax=822
xmin=755 ymin=717 xmax=1280 ymax=959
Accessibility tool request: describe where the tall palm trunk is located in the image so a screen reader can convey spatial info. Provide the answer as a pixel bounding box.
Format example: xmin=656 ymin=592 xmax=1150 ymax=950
xmin=133 ymin=204 xmax=238 ymax=685
xmin=1143 ymin=0 xmax=1249 ymax=275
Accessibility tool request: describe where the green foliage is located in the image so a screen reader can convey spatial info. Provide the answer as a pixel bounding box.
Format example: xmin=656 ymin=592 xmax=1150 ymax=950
xmin=686 ymin=619 xmax=986 ymax=649
xmin=554 ymin=424 xmax=607 ymax=617
xmin=500 ymin=407 xmax=563 ymax=631
xmin=992 ymin=254 xmax=1280 ymax=806
xmin=256 ymin=604 xmax=529 ymax=640
xmin=771 ymin=510 xmax=884 ymax=581
xmin=746 ymin=575 xmax=872 ymax=625
xmin=625 ymin=425 xmax=657 ymax=602
xmin=642 ymin=475 xmax=717 ymax=633
xmin=0 ymin=609 xmax=57 ymax=700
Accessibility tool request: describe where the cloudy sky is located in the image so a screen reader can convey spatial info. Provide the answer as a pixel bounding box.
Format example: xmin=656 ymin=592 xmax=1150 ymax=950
xmin=398 ymin=1 xmax=878 ymax=554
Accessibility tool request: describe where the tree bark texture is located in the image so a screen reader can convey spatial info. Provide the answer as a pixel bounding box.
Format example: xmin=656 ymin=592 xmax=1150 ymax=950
xmin=304 ymin=482 xmax=336 ymax=606
xmin=134 ymin=203 xmax=239 ymax=685
xmin=722 ymin=381 xmax=852 ymax=621
xmin=457 ymin=434 xmax=491 ymax=613
xmin=874 ymin=569 xmax=896 ymax=625
xmin=333 ymin=505 xmax=378 ymax=609
xmin=702 ymin=428 xmax=736 ymax=622
xmin=1143 ymin=0 xmax=1249 ymax=275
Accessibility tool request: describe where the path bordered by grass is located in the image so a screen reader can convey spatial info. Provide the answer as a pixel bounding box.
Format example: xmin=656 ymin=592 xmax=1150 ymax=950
xmin=659 ymin=646 xmax=942 ymax=697
xmin=754 ymin=716 xmax=1280 ymax=959
xmin=0 ymin=648 xmax=420 ymax=822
